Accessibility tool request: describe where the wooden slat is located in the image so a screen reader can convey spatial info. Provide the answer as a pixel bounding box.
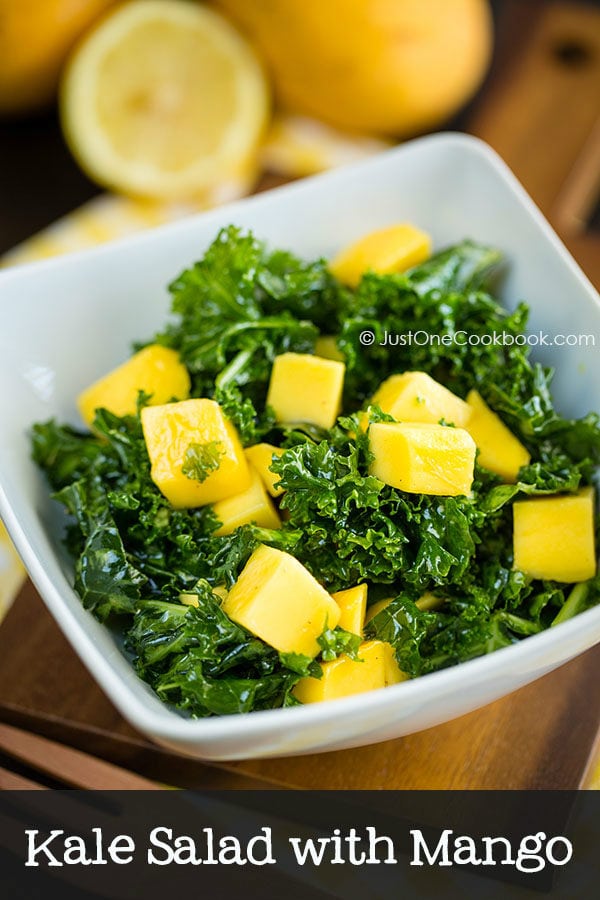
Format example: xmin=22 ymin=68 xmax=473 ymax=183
xmin=0 ymin=722 xmax=163 ymax=791
xmin=469 ymin=0 xmax=600 ymax=224
xmin=554 ymin=117 xmax=600 ymax=234
xmin=0 ymin=765 xmax=46 ymax=791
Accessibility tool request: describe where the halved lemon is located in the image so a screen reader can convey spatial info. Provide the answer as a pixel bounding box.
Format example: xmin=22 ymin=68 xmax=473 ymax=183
xmin=60 ymin=0 xmax=270 ymax=199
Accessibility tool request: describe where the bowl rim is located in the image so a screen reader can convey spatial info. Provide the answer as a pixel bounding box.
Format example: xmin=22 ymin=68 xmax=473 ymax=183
xmin=1 ymin=131 xmax=599 ymax=746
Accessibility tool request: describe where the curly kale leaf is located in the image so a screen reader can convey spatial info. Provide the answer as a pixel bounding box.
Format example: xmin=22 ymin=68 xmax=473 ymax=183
xmin=126 ymin=582 xmax=304 ymax=716
xmin=270 ymin=430 xmax=479 ymax=593
xmin=318 ymin=627 xmax=362 ymax=661
xmin=213 ymin=382 xmax=275 ymax=446
xmin=182 ymin=441 xmax=224 ymax=483
xmin=152 ymin=226 xmax=348 ymax=408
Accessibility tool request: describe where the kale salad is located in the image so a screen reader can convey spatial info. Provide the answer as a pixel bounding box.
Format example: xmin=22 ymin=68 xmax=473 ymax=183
xmin=32 ymin=225 xmax=600 ymax=717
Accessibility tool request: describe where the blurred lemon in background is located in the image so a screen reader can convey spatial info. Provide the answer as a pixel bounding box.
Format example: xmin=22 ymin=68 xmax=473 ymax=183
xmin=0 ymin=0 xmax=117 ymax=115
xmin=1 ymin=0 xmax=494 ymax=202
xmin=262 ymin=115 xmax=394 ymax=177
xmin=60 ymin=0 xmax=270 ymax=199
xmin=214 ymin=0 xmax=493 ymax=136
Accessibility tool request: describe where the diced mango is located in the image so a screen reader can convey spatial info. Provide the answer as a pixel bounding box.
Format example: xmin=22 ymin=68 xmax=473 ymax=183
xmin=244 ymin=443 xmax=285 ymax=497
xmin=315 ymin=335 xmax=345 ymax=362
xmin=293 ymin=639 xmax=406 ymax=703
xmin=293 ymin=648 xmax=381 ymax=703
xmin=141 ymin=398 xmax=250 ymax=509
xmin=332 ymin=584 xmax=368 ymax=635
xmin=364 ymin=597 xmax=392 ymax=625
xmin=78 ymin=344 xmax=190 ymax=427
xmin=369 ymin=422 xmax=476 ymax=496
xmin=381 ymin=641 xmax=408 ymax=686
xmin=212 ymin=468 xmax=281 ymax=536
xmin=415 ymin=591 xmax=445 ymax=611
xmin=266 ymin=352 xmax=345 ymax=429
xmin=513 ymin=487 xmax=597 ymax=583
xmin=466 ymin=390 xmax=530 ymax=483
xmin=180 ymin=584 xmax=228 ymax=607
xmin=367 ymin=372 xmax=471 ymax=428
xmin=329 ymin=223 xmax=432 ymax=287
xmin=223 ymin=545 xmax=340 ymax=657
xmin=365 ymin=592 xmax=444 ymax=625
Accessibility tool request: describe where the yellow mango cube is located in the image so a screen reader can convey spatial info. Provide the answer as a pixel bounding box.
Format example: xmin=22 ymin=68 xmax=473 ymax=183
xmin=415 ymin=591 xmax=445 ymax=611
xmin=293 ymin=639 xmax=406 ymax=703
xmin=513 ymin=487 xmax=596 ymax=583
xmin=212 ymin=468 xmax=281 ymax=536
xmin=315 ymin=335 xmax=345 ymax=362
xmin=368 ymin=372 xmax=471 ymax=428
xmin=78 ymin=344 xmax=190 ymax=427
xmin=332 ymin=584 xmax=368 ymax=635
xmin=381 ymin=641 xmax=408 ymax=686
xmin=266 ymin=352 xmax=345 ymax=429
xmin=180 ymin=584 xmax=228 ymax=607
xmin=369 ymin=422 xmax=476 ymax=496
xmin=365 ymin=592 xmax=444 ymax=625
xmin=364 ymin=597 xmax=392 ymax=626
xmin=223 ymin=545 xmax=340 ymax=657
xmin=466 ymin=390 xmax=530 ymax=483
xmin=141 ymin=398 xmax=250 ymax=509
xmin=329 ymin=223 xmax=432 ymax=287
xmin=244 ymin=443 xmax=285 ymax=497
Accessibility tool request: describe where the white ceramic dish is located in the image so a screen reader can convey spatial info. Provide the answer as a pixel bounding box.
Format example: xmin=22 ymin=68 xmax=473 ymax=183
xmin=1 ymin=133 xmax=599 ymax=761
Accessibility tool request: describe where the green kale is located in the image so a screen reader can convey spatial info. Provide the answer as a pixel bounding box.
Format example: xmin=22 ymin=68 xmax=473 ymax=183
xmin=150 ymin=226 xmax=342 ymax=411
xmin=269 ymin=428 xmax=480 ymax=593
xmin=181 ymin=441 xmax=224 ymax=483
xmin=31 ymin=226 xmax=600 ymax=715
xmin=213 ymin=381 xmax=275 ymax=446
xmin=126 ymin=582 xmax=305 ymax=716
xmin=318 ymin=627 xmax=362 ymax=661
xmin=279 ymin=652 xmax=321 ymax=677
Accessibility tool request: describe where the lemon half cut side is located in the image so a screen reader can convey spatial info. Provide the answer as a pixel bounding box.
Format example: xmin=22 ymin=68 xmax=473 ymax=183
xmin=61 ymin=0 xmax=270 ymax=200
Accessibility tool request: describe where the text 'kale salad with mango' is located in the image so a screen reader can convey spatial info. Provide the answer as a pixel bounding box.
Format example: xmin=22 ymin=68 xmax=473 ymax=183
xmin=32 ymin=224 xmax=600 ymax=717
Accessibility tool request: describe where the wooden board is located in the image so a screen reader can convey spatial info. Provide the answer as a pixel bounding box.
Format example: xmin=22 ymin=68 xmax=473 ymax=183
xmin=1 ymin=0 xmax=600 ymax=790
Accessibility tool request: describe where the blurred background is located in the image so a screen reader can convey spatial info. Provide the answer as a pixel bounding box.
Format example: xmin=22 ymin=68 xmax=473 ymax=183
xmin=0 ymin=0 xmax=598 ymax=263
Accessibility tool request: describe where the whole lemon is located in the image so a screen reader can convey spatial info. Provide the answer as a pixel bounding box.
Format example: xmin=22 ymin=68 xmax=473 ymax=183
xmin=214 ymin=0 xmax=493 ymax=136
xmin=0 ymin=0 xmax=117 ymax=116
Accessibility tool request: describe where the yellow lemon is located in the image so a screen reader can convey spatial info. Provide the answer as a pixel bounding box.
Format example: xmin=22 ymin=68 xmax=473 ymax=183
xmin=261 ymin=114 xmax=394 ymax=177
xmin=0 ymin=0 xmax=116 ymax=115
xmin=61 ymin=0 xmax=270 ymax=199
xmin=215 ymin=0 xmax=492 ymax=137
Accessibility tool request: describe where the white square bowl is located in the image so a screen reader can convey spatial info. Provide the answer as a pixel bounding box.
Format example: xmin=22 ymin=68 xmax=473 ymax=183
xmin=1 ymin=133 xmax=599 ymax=761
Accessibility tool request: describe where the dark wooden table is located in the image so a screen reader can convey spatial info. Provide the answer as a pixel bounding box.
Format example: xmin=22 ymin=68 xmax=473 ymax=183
xmin=1 ymin=0 xmax=600 ymax=790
